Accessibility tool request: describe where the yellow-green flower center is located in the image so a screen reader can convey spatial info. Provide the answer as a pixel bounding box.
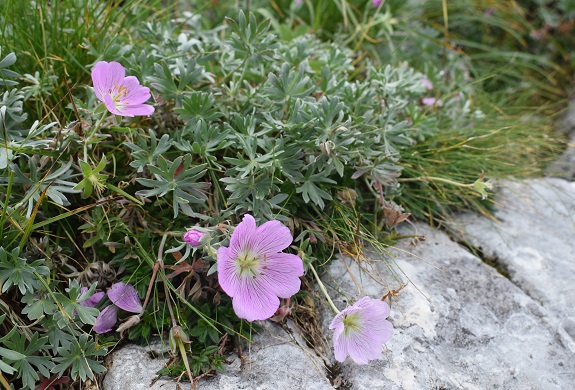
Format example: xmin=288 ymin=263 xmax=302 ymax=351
xmin=237 ymin=251 xmax=260 ymax=278
xmin=342 ymin=312 xmax=361 ymax=335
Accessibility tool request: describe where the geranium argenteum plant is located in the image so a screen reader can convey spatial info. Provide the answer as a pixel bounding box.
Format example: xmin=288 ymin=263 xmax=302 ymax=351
xmin=217 ymin=214 xmax=304 ymax=322
xmin=329 ymin=297 xmax=393 ymax=364
xmin=91 ymin=61 xmax=154 ymax=117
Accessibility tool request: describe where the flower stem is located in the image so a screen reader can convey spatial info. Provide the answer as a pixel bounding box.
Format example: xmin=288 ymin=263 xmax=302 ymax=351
xmin=308 ymin=262 xmax=340 ymax=315
xmin=397 ymin=175 xmax=473 ymax=188
xmin=84 ymin=111 xmax=108 ymax=162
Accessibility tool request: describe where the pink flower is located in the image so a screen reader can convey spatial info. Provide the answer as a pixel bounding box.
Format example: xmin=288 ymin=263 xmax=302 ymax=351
xmin=91 ymin=61 xmax=154 ymax=117
xmin=372 ymin=0 xmax=382 ymax=6
xmin=422 ymin=75 xmax=434 ymax=90
xmin=93 ymin=305 xmax=118 ymax=334
xmin=184 ymin=229 xmax=205 ymax=247
xmin=78 ymin=287 xmax=105 ymax=308
xmin=329 ymin=297 xmax=393 ymax=364
xmin=422 ymin=97 xmax=443 ymax=107
xmin=107 ymin=282 xmax=143 ymax=313
xmin=217 ymin=214 xmax=304 ymax=322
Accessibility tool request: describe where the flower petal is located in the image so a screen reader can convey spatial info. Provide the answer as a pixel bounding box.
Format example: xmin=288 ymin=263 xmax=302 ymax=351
xmin=107 ymin=282 xmax=142 ymax=313
xmin=103 ymin=93 xmax=123 ymax=116
xmin=93 ymin=305 xmax=117 ymax=334
xmin=79 ymin=287 xmax=105 ymax=308
xmin=258 ymin=252 xmax=303 ymax=298
xmin=228 ymin=214 xmax=257 ymax=258
xmin=217 ymin=246 xmax=242 ymax=297
xmin=232 ymin=278 xmax=280 ymax=322
xmin=91 ymin=61 xmax=125 ymax=103
xmin=252 ymin=219 xmax=293 ymax=255
xmin=119 ymin=76 xmax=151 ymax=105
xmin=122 ymin=103 xmax=155 ymax=116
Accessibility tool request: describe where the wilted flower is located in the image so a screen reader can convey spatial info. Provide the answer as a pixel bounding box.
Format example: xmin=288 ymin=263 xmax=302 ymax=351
xmin=183 ymin=229 xmax=205 ymax=247
xmin=329 ymin=296 xmax=393 ymax=364
xmin=217 ymin=214 xmax=304 ymax=322
xmin=78 ymin=286 xmax=105 ymax=308
xmin=107 ymin=282 xmax=143 ymax=313
xmin=91 ymin=61 xmax=154 ymax=117
xmin=93 ymin=305 xmax=118 ymax=334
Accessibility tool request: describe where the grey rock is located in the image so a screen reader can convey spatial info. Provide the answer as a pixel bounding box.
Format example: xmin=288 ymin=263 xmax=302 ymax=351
xmin=320 ymin=223 xmax=575 ymax=389
xmin=456 ymin=178 xmax=575 ymax=353
xmin=103 ymin=321 xmax=331 ymax=390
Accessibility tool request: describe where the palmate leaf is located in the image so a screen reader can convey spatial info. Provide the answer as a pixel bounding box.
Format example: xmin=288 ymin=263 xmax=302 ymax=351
xmin=0 ymin=247 xmax=49 ymax=295
xmin=136 ymin=154 xmax=210 ymax=218
xmin=1 ymin=332 xmax=54 ymax=390
xmin=53 ymin=334 xmax=107 ymax=382
xmin=21 ymin=289 xmax=58 ymax=320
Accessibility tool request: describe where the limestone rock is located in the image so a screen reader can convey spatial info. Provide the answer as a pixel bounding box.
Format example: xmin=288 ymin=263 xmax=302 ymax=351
xmin=103 ymin=321 xmax=331 ymax=390
xmin=456 ymin=178 xmax=575 ymax=353
xmin=320 ymin=223 xmax=575 ymax=389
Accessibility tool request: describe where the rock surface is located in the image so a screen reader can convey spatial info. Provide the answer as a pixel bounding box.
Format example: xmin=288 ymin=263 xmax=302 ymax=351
xmin=103 ymin=321 xmax=330 ymax=390
xmin=321 ymin=223 xmax=574 ymax=389
xmin=456 ymin=178 xmax=575 ymax=353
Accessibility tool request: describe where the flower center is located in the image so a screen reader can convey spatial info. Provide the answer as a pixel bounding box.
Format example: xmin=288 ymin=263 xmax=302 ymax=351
xmin=342 ymin=312 xmax=362 ymax=335
xmin=109 ymin=83 xmax=129 ymax=106
xmin=236 ymin=251 xmax=260 ymax=278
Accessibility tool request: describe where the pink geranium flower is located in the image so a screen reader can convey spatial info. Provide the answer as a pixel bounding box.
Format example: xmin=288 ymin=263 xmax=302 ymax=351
xmin=91 ymin=61 xmax=154 ymax=117
xmin=217 ymin=214 xmax=304 ymax=322
xmin=329 ymin=296 xmax=393 ymax=364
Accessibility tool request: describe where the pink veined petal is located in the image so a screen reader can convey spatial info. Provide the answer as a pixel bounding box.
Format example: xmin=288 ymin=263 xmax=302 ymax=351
xmin=121 ymin=103 xmax=155 ymax=116
xmin=228 ymin=214 xmax=257 ymax=258
xmin=91 ymin=61 xmax=125 ymax=102
xmin=93 ymin=305 xmax=118 ymax=334
xmin=231 ymin=277 xmax=280 ymax=322
xmin=103 ymin=93 xmax=124 ymax=116
xmin=258 ymin=252 xmax=303 ymax=298
xmin=217 ymin=246 xmax=242 ymax=297
xmin=343 ymin=331 xmax=379 ymax=364
xmin=118 ymin=76 xmax=152 ymax=105
xmin=107 ymin=282 xmax=143 ymax=313
xmin=252 ymin=219 xmax=293 ymax=255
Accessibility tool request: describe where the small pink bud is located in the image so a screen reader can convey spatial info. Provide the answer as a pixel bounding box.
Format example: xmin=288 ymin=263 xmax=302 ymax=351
xmin=183 ymin=229 xmax=205 ymax=247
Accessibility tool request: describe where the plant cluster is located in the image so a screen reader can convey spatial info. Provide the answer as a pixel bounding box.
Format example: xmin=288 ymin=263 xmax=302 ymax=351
xmin=0 ymin=0 xmax=565 ymax=388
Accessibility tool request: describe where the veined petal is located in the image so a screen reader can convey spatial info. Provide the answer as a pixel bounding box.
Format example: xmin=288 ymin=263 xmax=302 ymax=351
xmin=122 ymin=103 xmax=155 ymax=116
xmin=107 ymin=282 xmax=142 ymax=313
xmin=91 ymin=61 xmax=125 ymax=102
xmin=93 ymin=305 xmax=117 ymax=334
xmin=228 ymin=214 xmax=257 ymax=258
xmin=253 ymin=219 xmax=293 ymax=254
xmin=258 ymin=252 xmax=303 ymax=298
xmin=119 ymin=76 xmax=152 ymax=105
xmin=232 ymin=278 xmax=280 ymax=322
xmin=217 ymin=246 xmax=242 ymax=297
